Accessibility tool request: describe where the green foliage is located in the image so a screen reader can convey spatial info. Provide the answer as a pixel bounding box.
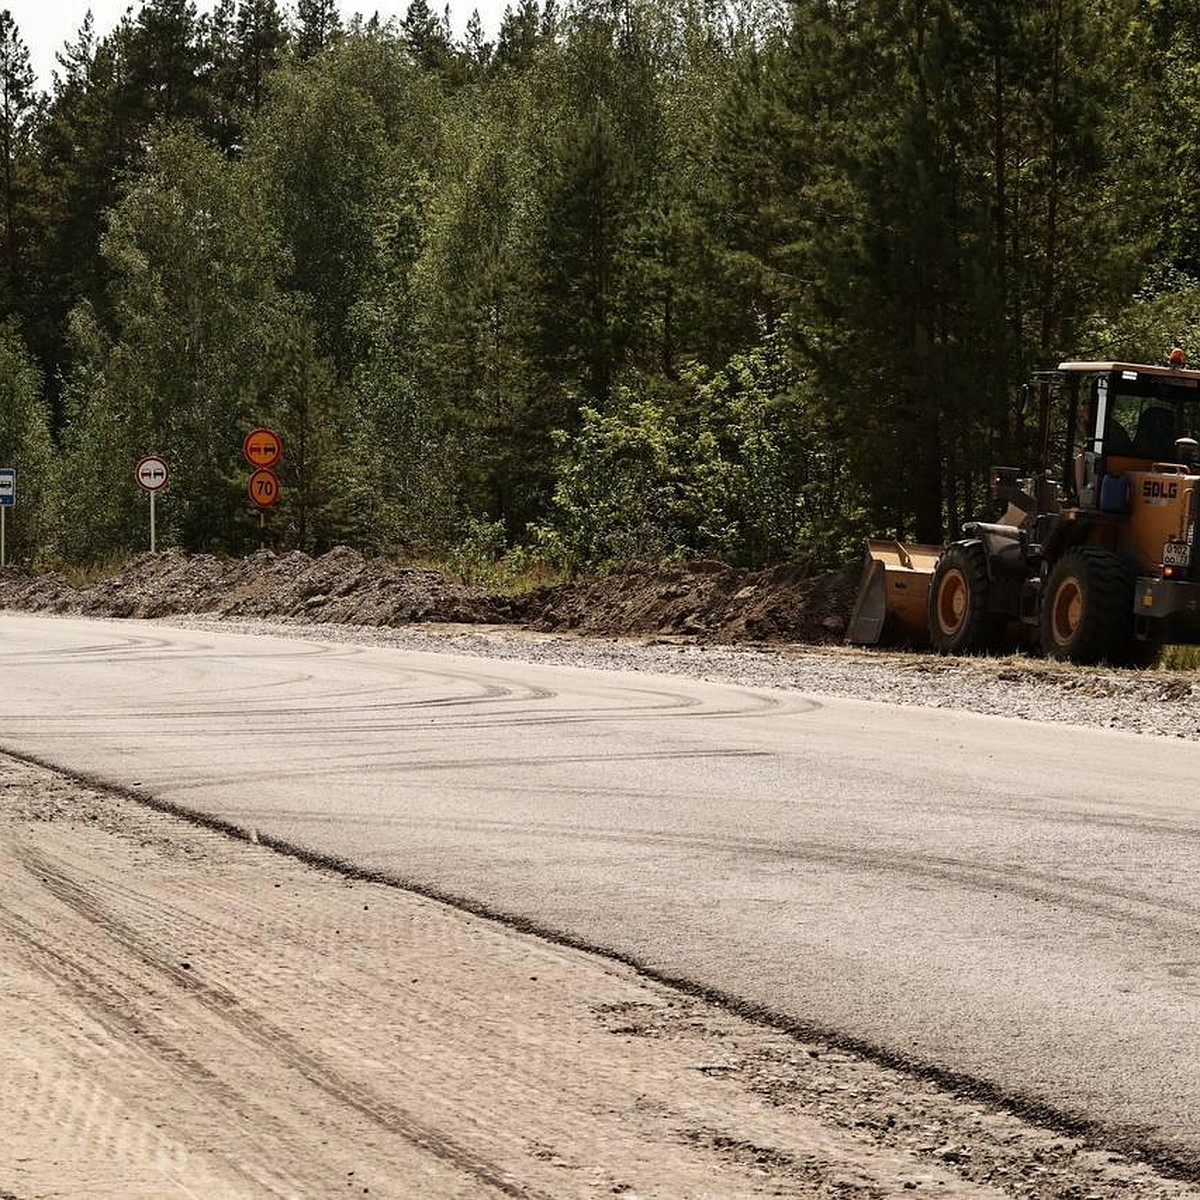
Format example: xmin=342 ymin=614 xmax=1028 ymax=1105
xmin=7 ymin=0 xmax=1200 ymax=579
xmin=1081 ymin=271 xmax=1200 ymax=365
xmin=688 ymin=332 xmax=870 ymax=569
xmin=538 ymin=328 xmax=869 ymax=571
xmin=444 ymin=515 xmax=563 ymax=591
xmin=541 ymin=391 xmax=707 ymax=568
xmin=447 ymin=514 xmax=508 ymax=584
xmin=248 ymin=57 xmax=388 ymax=374
xmin=52 ymin=305 xmax=145 ymax=561
xmin=53 ymin=125 xmax=349 ymax=560
xmin=0 ymin=323 xmax=52 ymax=562
xmin=256 ymin=306 xmax=353 ymax=552
xmin=295 ymin=0 xmax=341 ymax=61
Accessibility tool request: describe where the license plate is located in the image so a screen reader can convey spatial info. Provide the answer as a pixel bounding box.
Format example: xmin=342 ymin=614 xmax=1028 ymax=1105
xmin=1164 ymin=540 xmax=1191 ymax=566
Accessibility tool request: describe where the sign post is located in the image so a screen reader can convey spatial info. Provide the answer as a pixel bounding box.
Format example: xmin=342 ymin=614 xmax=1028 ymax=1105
xmin=243 ymin=428 xmax=283 ymax=538
xmin=0 ymin=468 xmax=14 ymax=568
xmin=134 ymin=456 xmax=169 ymax=552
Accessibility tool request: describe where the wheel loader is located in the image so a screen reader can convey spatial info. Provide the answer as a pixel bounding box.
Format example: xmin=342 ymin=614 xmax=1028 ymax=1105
xmin=847 ymin=358 xmax=1200 ymax=664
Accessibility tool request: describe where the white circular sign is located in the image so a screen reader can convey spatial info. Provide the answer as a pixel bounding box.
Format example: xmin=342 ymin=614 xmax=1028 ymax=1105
xmin=134 ymin=455 xmax=169 ymax=492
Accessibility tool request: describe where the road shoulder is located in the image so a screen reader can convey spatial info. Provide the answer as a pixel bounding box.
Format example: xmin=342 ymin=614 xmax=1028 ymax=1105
xmin=2 ymin=752 xmax=1195 ymax=1199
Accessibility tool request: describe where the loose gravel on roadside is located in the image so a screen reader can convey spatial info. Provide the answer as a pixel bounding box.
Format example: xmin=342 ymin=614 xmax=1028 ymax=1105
xmin=169 ymin=616 xmax=1200 ymax=742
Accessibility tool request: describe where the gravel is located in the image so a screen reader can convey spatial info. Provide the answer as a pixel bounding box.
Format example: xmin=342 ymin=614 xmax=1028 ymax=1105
xmin=167 ymin=616 xmax=1200 ymax=742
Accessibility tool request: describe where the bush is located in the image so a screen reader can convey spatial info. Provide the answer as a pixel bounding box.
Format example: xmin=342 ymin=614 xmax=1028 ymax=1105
xmin=536 ymin=326 xmax=870 ymax=571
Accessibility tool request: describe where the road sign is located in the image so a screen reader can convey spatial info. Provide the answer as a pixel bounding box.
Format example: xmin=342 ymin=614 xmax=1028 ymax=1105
xmin=243 ymin=428 xmax=282 ymax=468
xmin=0 ymin=468 xmax=12 ymax=568
xmin=134 ymin=456 xmax=168 ymax=553
xmin=135 ymin=456 xmax=169 ymax=492
xmin=248 ymin=467 xmax=281 ymax=508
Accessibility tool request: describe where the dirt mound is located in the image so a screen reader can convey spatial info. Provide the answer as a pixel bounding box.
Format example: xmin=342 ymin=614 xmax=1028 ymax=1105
xmin=0 ymin=548 xmax=510 ymax=626
xmin=0 ymin=550 xmax=857 ymax=644
xmin=514 ymin=560 xmax=857 ymax=643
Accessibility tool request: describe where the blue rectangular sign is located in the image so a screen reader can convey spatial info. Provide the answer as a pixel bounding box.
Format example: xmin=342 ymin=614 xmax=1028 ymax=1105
xmin=0 ymin=468 xmax=13 ymax=507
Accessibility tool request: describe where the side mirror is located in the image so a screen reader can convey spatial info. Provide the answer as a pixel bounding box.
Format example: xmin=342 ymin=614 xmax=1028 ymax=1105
xmin=1019 ymin=383 xmax=1034 ymax=419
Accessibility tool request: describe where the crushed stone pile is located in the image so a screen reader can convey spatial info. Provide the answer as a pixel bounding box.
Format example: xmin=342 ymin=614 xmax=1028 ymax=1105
xmin=0 ymin=548 xmax=857 ymax=644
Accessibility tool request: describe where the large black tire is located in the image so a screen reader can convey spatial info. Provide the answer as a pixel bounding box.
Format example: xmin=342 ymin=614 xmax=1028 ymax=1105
xmin=1126 ymin=636 xmax=1163 ymax=670
xmin=1039 ymin=548 xmax=1135 ymax=664
xmin=928 ymin=541 xmax=1004 ymax=654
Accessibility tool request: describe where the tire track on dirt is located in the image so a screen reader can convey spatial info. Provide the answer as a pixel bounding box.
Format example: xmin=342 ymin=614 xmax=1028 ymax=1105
xmin=3 ymin=842 xmax=549 ymax=1199
xmin=7 ymin=753 xmax=1174 ymax=1199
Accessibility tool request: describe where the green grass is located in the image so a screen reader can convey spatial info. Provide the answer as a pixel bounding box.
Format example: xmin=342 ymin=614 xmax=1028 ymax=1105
xmin=1158 ymin=644 xmax=1200 ymax=670
xmin=39 ymin=556 xmax=133 ymax=589
xmin=411 ymin=552 xmax=569 ymax=595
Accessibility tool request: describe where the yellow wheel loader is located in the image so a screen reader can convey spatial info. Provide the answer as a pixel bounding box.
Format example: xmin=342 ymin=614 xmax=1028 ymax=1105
xmin=847 ymin=358 xmax=1200 ymax=664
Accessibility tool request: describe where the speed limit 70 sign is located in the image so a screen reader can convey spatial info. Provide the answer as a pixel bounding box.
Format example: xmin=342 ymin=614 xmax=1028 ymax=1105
xmin=248 ymin=468 xmax=281 ymax=508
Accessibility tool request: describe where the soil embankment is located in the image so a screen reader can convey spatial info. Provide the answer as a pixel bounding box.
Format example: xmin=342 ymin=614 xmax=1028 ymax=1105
xmin=0 ymin=547 xmax=859 ymax=644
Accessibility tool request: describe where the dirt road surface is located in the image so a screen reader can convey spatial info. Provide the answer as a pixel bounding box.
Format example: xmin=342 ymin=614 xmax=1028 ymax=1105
xmin=3 ymin=753 xmax=1197 ymax=1200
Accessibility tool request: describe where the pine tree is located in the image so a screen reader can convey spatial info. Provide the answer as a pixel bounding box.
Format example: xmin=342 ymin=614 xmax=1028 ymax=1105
xmin=0 ymin=12 xmax=36 ymax=320
xmin=29 ymin=17 xmax=133 ymax=417
xmin=495 ymin=0 xmax=541 ymax=71
xmin=295 ymin=0 xmax=341 ymax=61
xmin=125 ymin=0 xmax=208 ymax=126
xmin=401 ymin=0 xmax=455 ymax=77
xmin=236 ymin=0 xmax=286 ymax=113
xmin=462 ymin=10 xmax=492 ymax=77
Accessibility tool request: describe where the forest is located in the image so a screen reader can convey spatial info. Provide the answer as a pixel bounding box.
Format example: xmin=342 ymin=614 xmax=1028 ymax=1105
xmin=0 ymin=0 xmax=1198 ymax=575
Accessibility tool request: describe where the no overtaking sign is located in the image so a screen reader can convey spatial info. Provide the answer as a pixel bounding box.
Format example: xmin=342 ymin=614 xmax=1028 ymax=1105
xmin=135 ymin=456 xmax=169 ymax=492
xmin=134 ymin=455 xmax=168 ymax=553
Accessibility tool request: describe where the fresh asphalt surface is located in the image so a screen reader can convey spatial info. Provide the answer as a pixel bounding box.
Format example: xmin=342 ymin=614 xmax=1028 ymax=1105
xmin=3 ymin=613 xmax=1200 ymax=1169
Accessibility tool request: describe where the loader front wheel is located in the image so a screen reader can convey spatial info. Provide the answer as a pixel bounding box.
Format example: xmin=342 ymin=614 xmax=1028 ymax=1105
xmin=928 ymin=541 xmax=1003 ymax=654
xmin=1039 ymin=548 xmax=1134 ymax=664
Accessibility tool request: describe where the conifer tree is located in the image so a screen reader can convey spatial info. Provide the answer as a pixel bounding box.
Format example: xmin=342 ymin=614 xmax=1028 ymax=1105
xmin=0 ymin=11 xmax=35 ymax=316
xmin=295 ymin=0 xmax=341 ymax=60
xmin=235 ymin=0 xmax=286 ymax=114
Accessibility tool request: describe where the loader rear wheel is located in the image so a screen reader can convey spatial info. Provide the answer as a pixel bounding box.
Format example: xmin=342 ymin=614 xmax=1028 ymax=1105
xmin=1039 ymin=548 xmax=1135 ymax=664
xmin=928 ymin=541 xmax=1003 ymax=654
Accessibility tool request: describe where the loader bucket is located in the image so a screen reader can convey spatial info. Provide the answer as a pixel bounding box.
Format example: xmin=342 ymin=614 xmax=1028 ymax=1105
xmin=845 ymin=539 xmax=942 ymax=646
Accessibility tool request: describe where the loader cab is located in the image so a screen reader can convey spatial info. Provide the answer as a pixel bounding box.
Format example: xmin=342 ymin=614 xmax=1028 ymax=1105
xmin=1058 ymin=361 xmax=1200 ymax=508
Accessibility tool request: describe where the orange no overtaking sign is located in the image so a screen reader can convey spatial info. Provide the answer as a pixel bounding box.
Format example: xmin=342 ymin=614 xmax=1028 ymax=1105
xmin=243 ymin=427 xmax=282 ymax=468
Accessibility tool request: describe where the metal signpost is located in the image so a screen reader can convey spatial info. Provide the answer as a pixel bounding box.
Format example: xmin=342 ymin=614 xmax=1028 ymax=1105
xmin=0 ymin=468 xmax=14 ymax=568
xmin=134 ymin=456 xmax=169 ymax=552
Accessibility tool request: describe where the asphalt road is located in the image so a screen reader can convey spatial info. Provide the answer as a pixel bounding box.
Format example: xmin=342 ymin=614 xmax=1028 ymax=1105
xmin=3 ymin=612 xmax=1200 ymax=1170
